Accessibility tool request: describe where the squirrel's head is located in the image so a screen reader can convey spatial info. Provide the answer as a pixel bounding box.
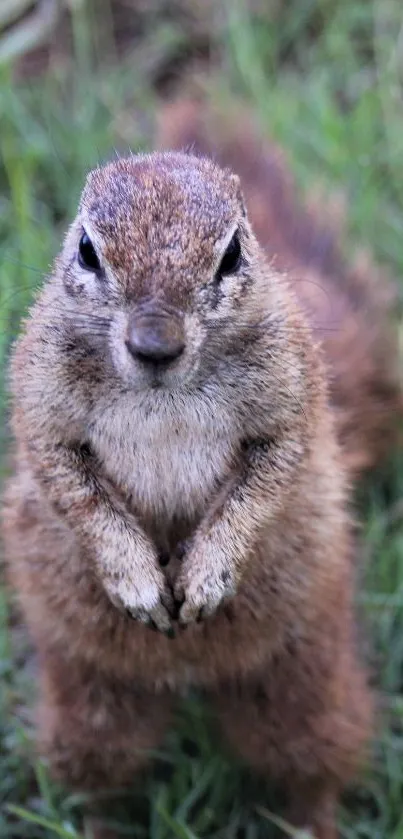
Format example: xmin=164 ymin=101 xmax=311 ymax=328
xmin=57 ymin=151 xmax=269 ymax=391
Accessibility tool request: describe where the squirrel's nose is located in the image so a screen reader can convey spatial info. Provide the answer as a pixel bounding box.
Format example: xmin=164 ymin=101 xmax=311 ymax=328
xmin=125 ymin=313 xmax=185 ymax=365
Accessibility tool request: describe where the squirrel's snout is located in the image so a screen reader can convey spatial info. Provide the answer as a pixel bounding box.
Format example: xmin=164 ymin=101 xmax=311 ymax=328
xmin=125 ymin=310 xmax=186 ymax=366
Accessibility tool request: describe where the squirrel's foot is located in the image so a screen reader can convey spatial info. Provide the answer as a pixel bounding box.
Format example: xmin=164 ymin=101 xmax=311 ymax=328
xmin=105 ymin=567 xmax=174 ymax=633
xmin=174 ymin=546 xmax=237 ymax=625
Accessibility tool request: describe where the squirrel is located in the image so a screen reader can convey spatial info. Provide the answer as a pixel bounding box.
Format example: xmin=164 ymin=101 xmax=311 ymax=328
xmin=2 ymin=98 xmax=402 ymax=839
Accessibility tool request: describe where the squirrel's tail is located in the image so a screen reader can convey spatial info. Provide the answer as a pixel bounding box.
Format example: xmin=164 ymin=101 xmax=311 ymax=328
xmin=156 ymin=98 xmax=402 ymax=475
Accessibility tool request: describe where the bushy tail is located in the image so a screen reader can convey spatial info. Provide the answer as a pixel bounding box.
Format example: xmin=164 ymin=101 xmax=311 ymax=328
xmin=156 ymin=98 xmax=402 ymax=475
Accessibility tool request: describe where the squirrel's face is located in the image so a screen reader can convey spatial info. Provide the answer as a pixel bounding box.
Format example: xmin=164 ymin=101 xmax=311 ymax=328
xmin=59 ymin=152 xmax=266 ymax=391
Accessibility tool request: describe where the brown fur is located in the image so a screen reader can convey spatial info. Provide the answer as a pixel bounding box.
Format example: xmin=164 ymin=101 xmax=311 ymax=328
xmin=157 ymin=99 xmax=402 ymax=474
xmin=3 ymin=99 xmax=400 ymax=838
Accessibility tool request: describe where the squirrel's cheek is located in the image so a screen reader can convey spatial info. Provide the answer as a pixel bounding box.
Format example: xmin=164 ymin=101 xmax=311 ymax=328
xmin=62 ymin=265 xmax=98 ymax=300
xmin=183 ymin=313 xmax=205 ymax=354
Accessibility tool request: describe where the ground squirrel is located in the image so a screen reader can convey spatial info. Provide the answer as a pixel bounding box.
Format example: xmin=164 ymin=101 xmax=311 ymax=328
xmin=3 ymin=99 xmax=402 ymax=839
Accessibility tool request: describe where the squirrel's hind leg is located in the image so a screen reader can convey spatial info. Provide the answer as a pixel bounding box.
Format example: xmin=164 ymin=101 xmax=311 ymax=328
xmin=211 ymin=641 xmax=372 ymax=839
xmin=37 ymin=653 xmax=173 ymax=836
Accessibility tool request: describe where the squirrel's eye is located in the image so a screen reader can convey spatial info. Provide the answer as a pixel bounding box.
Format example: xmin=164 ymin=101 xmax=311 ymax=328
xmin=78 ymin=232 xmax=101 ymax=273
xmin=216 ymin=231 xmax=242 ymax=279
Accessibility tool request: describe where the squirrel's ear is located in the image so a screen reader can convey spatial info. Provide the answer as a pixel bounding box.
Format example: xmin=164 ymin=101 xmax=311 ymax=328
xmin=229 ymin=173 xmax=247 ymax=217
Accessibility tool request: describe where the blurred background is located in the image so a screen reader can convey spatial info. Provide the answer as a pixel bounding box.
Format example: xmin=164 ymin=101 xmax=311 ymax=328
xmin=1 ymin=1 xmax=403 ymax=837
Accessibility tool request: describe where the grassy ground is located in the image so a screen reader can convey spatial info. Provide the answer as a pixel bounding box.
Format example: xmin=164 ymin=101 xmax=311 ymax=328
xmin=1 ymin=1 xmax=403 ymax=836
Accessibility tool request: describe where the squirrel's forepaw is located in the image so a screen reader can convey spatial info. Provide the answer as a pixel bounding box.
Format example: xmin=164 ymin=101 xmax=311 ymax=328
xmin=105 ymin=569 xmax=174 ymax=634
xmin=174 ymin=550 xmax=237 ymax=626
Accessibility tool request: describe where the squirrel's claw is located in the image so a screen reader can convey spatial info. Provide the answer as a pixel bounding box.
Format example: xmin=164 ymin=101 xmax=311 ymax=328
xmin=106 ymin=571 xmax=174 ymax=633
xmin=174 ymin=562 xmax=237 ymax=626
xmin=129 ymin=602 xmax=172 ymax=633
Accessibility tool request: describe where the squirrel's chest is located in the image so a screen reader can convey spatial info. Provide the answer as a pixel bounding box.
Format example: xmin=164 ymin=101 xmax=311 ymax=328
xmin=88 ymin=394 xmax=239 ymax=520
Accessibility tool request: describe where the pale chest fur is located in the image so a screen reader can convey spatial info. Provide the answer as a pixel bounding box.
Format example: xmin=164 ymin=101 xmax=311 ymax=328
xmin=87 ymin=388 xmax=241 ymax=522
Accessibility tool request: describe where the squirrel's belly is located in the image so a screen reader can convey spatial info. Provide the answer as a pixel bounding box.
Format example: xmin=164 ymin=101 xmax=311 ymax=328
xmin=90 ymin=398 xmax=239 ymax=520
xmin=129 ymin=438 xmax=234 ymax=517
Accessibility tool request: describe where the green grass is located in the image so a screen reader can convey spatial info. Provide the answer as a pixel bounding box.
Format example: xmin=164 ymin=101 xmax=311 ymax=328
xmin=1 ymin=0 xmax=403 ymax=836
